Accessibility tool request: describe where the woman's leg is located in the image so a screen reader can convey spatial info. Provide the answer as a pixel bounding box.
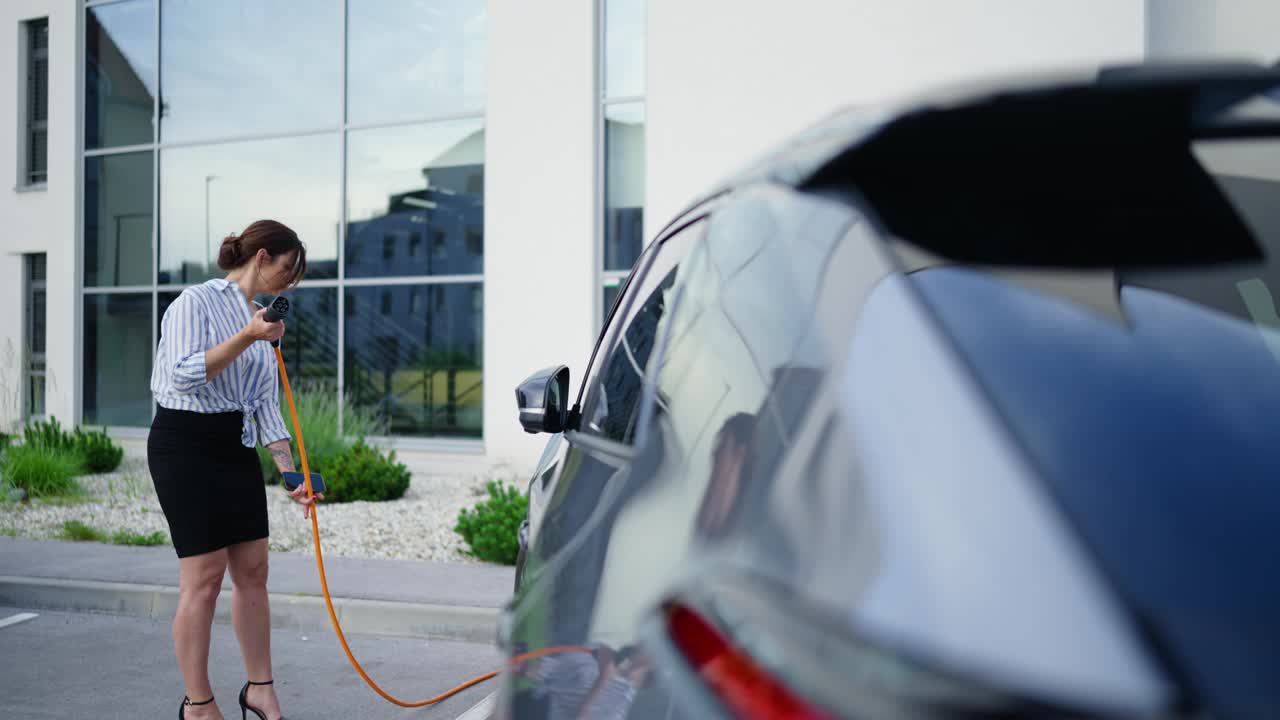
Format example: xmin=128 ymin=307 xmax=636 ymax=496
xmin=175 ymin=548 xmax=229 ymax=719
xmin=227 ymin=538 xmax=283 ymax=719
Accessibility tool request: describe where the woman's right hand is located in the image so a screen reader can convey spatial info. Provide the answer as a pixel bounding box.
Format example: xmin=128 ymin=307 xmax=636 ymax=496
xmin=243 ymin=307 xmax=286 ymax=343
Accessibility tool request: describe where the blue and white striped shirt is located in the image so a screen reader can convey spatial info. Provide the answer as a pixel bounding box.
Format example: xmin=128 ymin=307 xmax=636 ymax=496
xmin=151 ymin=278 xmax=292 ymax=449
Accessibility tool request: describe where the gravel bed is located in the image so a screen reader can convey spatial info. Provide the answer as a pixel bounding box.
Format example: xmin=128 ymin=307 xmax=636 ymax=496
xmin=0 ymin=458 xmax=503 ymax=563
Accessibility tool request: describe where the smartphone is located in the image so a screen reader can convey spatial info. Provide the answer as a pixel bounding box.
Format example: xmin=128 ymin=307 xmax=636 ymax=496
xmin=281 ymin=471 xmax=326 ymax=494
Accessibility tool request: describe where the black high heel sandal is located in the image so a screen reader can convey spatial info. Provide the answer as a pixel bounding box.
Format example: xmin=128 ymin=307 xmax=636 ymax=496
xmin=179 ymin=695 xmax=214 ymax=719
xmin=239 ymin=679 xmax=286 ymax=720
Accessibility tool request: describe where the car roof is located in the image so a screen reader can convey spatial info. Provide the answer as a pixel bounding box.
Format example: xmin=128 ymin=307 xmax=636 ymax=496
xmin=657 ymin=61 xmax=1280 ymax=241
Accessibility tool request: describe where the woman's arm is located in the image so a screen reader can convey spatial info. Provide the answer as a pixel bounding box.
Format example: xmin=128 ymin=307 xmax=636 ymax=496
xmin=267 ymin=439 xmax=295 ymax=474
xmin=205 ymin=308 xmax=285 ymax=382
xmin=164 ymin=298 xmax=284 ymax=392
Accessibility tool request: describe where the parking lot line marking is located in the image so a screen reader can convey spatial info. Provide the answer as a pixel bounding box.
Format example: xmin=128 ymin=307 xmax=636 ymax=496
xmin=0 ymin=612 xmax=38 ymax=629
xmin=454 ymin=690 xmax=496 ymax=720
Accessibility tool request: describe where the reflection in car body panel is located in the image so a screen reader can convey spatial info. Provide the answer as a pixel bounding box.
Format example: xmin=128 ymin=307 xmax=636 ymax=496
xmin=501 ymin=66 xmax=1280 ymax=720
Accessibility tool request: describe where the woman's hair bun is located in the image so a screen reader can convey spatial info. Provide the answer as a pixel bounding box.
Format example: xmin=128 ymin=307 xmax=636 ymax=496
xmin=216 ymin=233 xmax=243 ymax=271
xmin=212 ymin=220 xmax=306 ymax=288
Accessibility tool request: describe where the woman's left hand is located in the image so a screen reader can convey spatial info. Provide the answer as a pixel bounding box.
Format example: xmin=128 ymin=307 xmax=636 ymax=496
xmin=288 ymin=483 xmax=324 ymax=519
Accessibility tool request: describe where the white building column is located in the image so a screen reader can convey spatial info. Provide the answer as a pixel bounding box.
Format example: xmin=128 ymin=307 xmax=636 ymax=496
xmin=0 ymin=0 xmax=78 ymax=431
xmin=484 ymin=0 xmax=598 ymax=470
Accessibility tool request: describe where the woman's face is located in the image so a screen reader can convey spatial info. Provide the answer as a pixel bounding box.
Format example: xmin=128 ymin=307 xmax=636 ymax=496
xmin=257 ymin=250 xmax=298 ymax=293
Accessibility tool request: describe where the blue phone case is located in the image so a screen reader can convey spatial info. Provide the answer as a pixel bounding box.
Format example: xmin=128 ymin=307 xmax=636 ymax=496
xmin=282 ymin=471 xmax=325 ymax=494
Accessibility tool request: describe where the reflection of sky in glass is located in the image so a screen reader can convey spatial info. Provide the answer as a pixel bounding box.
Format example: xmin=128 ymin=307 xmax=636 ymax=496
xmin=159 ymin=133 xmax=340 ymax=284
xmin=160 ymin=0 xmax=341 ymax=143
xmin=606 ymin=102 xmax=645 ymax=206
xmin=606 ymin=0 xmax=644 ymax=98
xmin=347 ymin=0 xmax=486 ymax=125
xmin=87 ymin=0 xmax=157 ymax=148
xmin=89 ymin=0 xmax=158 ymax=96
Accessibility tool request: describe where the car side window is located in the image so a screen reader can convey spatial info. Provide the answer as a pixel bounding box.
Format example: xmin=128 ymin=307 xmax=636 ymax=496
xmin=579 ymin=220 xmax=706 ymax=444
xmin=632 ymin=187 xmax=858 ymax=531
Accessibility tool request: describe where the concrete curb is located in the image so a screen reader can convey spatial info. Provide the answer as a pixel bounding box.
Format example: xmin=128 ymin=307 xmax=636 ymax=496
xmin=0 ymin=575 xmax=499 ymax=644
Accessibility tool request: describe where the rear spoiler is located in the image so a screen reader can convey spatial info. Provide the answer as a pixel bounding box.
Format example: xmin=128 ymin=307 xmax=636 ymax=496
xmin=801 ymin=64 xmax=1280 ymax=268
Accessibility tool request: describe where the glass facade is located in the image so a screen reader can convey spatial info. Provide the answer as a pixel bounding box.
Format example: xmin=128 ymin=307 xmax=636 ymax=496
xmin=83 ymin=293 xmax=152 ymax=427
xmin=346 ymin=0 xmax=486 ymax=126
xmin=600 ymin=0 xmax=646 ymax=320
xmin=81 ymin=0 xmax=486 ymax=439
xmin=158 ymin=0 xmax=342 ymax=144
xmin=86 ymin=0 xmax=155 ymax=149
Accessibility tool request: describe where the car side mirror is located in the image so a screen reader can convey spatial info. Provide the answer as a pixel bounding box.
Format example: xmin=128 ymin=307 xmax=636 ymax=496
xmin=515 ymin=365 xmax=570 ymax=434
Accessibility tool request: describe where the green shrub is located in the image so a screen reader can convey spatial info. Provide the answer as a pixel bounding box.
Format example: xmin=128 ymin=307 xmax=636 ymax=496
xmin=19 ymin=419 xmax=124 ymax=475
xmin=454 ymin=481 xmax=528 ymax=565
xmin=110 ymin=529 xmax=167 ymax=546
xmin=322 ymin=441 xmax=411 ymax=503
xmin=23 ymin=417 xmax=77 ymax=454
xmin=74 ymin=427 xmax=124 ymax=474
xmin=1 ymin=444 xmax=82 ymax=498
xmin=61 ymin=520 xmax=106 ymax=542
xmin=257 ymin=386 xmax=387 ymax=484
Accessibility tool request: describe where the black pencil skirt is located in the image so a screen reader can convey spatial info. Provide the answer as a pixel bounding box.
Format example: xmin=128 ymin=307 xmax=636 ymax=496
xmin=148 ymin=406 xmax=268 ymax=558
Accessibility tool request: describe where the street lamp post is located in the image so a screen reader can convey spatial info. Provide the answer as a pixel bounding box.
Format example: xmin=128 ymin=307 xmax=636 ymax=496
xmin=204 ymin=174 xmax=218 ymax=276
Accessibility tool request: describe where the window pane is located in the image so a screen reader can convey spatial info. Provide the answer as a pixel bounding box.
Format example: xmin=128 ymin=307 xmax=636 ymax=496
xmin=345 ymin=283 xmax=482 ymax=438
xmin=276 ymin=287 xmax=339 ymax=392
xmin=582 ymin=222 xmax=703 ymax=443
xmin=86 ymin=151 xmax=153 ymax=287
xmin=84 ymin=293 xmax=154 ymax=427
xmin=87 ymin=0 xmax=156 ymax=149
xmin=604 ymin=102 xmax=645 ymax=270
xmin=160 ymin=0 xmax=341 ymax=143
xmin=30 ymin=290 xmax=46 ymax=355
xmin=346 ymin=121 xmax=484 ymax=278
xmin=28 ymin=254 xmax=46 ymax=282
xmin=603 ymin=279 xmax=621 ymax=323
xmin=29 ymin=375 xmax=46 ymax=418
xmin=159 ymin=134 xmax=340 ymax=284
xmin=27 ymin=20 xmax=48 ymax=122
xmin=605 ymin=0 xmax=644 ymax=98
xmin=347 ymin=0 xmax=486 ymax=125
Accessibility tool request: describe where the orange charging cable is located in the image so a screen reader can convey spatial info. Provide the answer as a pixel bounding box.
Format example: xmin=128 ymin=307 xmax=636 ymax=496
xmin=273 ymin=346 xmax=586 ymax=708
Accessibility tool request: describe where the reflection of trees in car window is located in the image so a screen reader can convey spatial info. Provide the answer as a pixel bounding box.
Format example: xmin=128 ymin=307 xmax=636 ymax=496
xmin=587 ymin=269 xmax=678 ymax=443
xmin=580 ymin=220 xmax=705 ymax=444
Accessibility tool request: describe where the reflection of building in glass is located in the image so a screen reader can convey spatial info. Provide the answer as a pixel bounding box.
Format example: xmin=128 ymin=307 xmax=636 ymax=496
xmin=346 ymin=129 xmax=485 ymax=277
xmin=86 ymin=9 xmax=153 ymax=148
xmin=604 ymin=114 xmax=644 ymax=270
xmin=344 ymin=130 xmax=485 ymax=437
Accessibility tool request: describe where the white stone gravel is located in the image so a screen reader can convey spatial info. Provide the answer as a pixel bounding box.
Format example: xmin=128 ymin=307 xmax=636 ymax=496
xmin=0 ymin=457 xmax=508 ymax=564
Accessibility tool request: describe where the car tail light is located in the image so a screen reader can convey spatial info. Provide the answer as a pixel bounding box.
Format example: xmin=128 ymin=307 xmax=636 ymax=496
xmin=667 ymin=604 xmax=834 ymax=720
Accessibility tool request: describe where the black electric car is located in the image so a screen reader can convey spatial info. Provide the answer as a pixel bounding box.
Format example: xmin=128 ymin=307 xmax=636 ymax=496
xmin=501 ymin=65 xmax=1280 ymax=719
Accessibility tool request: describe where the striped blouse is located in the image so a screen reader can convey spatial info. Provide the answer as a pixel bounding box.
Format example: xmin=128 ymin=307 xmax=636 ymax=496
xmin=151 ymin=278 xmax=292 ymax=449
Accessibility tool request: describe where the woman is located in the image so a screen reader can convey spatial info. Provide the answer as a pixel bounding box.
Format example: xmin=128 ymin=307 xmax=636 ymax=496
xmin=149 ymin=219 xmax=321 ymax=720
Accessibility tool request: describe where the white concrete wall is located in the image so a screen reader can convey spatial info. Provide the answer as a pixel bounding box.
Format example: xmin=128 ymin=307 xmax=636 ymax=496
xmin=1148 ymin=0 xmax=1280 ymax=63
xmin=483 ymin=0 xmax=597 ymax=470
xmin=0 ymin=0 xmax=77 ymax=434
xmin=645 ymin=0 xmax=1147 ymax=232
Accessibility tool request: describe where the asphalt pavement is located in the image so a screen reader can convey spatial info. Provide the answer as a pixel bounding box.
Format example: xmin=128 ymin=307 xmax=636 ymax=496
xmin=0 ymin=604 xmax=503 ymax=719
